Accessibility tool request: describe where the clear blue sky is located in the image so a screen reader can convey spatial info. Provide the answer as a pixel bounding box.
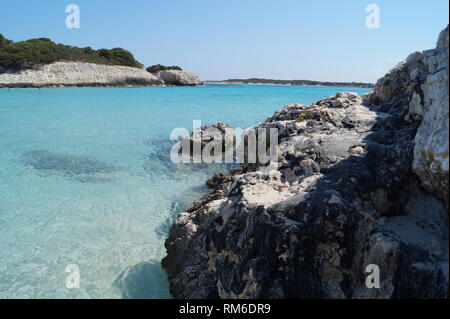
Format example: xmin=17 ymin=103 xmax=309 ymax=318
xmin=0 ymin=0 xmax=448 ymax=82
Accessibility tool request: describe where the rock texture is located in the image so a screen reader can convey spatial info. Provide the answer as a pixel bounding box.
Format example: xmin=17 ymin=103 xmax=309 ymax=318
xmin=178 ymin=123 xmax=235 ymax=161
xmin=0 ymin=62 xmax=161 ymax=87
xmin=157 ymin=70 xmax=203 ymax=86
xmin=0 ymin=62 xmax=203 ymax=88
xmin=162 ymin=26 xmax=449 ymax=299
xmin=366 ymin=26 xmax=449 ymax=209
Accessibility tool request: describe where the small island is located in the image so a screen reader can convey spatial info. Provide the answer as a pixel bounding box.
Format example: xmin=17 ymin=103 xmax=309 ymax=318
xmin=0 ymin=35 xmax=203 ymax=88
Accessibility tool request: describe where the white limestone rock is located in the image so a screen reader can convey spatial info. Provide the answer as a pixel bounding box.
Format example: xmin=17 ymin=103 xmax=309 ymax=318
xmin=412 ymin=25 xmax=449 ymax=206
xmin=157 ymin=70 xmax=203 ymax=86
xmin=0 ymin=62 xmax=162 ymax=87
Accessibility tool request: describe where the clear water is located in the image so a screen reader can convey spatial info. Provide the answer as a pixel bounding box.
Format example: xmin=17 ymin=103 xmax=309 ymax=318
xmin=0 ymin=84 xmax=370 ymax=299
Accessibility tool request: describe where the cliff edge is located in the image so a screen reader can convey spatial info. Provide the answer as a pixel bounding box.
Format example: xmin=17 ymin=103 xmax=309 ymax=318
xmin=162 ymin=26 xmax=449 ymax=299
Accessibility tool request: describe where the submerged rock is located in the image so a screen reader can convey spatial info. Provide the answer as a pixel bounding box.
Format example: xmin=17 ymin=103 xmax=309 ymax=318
xmin=23 ymin=150 xmax=119 ymax=182
xmin=162 ymin=26 xmax=449 ymax=299
xmin=114 ymin=261 xmax=170 ymax=299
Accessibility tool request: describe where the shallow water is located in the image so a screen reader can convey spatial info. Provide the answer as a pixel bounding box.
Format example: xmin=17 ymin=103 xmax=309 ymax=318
xmin=0 ymin=84 xmax=370 ymax=298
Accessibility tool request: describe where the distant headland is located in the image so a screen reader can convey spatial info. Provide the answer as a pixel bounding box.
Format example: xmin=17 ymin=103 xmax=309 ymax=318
xmin=0 ymin=35 xmax=203 ymax=88
xmin=210 ymin=78 xmax=374 ymax=88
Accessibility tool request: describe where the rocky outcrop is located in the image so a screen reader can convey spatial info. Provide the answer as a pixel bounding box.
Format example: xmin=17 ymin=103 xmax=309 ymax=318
xmin=177 ymin=123 xmax=235 ymax=161
xmin=0 ymin=62 xmax=203 ymax=88
xmin=157 ymin=70 xmax=203 ymax=86
xmin=162 ymin=26 xmax=449 ymax=299
xmin=0 ymin=62 xmax=162 ymax=88
xmin=412 ymin=26 xmax=449 ymax=208
xmin=366 ymin=26 xmax=449 ymax=209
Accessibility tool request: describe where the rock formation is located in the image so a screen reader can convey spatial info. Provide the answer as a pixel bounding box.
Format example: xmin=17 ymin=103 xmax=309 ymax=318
xmin=162 ymin=26 xmax=449 ymax=299
xmin=177 ymin=123 xmax=235 ymax=161
xmin=0 ymin=62 xmax=203 ymax=88
xmin=156 ymin=70 xmax=203 ymax=86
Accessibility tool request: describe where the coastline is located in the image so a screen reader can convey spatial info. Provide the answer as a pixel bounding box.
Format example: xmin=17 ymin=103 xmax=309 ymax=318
xmin=0 ymin=83 xmax=205 ymax=89
xmin=208 ymin=80 xmax=374 ymax=89
xmin=162 ymin=26 xmax=449 ymax=299
xmin=0 ymin=80 xmax=353 ymax=298
xmin=1 ymin=1 xmax=448 ymax=302
xmin=0 ymin=62 xmax=203 ymax=88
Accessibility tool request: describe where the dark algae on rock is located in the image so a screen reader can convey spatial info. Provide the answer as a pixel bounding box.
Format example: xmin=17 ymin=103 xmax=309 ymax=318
xmin=162 ymin=26 xmax=449 ymax=299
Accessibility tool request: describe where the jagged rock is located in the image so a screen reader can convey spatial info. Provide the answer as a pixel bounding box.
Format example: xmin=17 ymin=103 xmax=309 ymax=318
xmin=206 ymin=173 xmax=234 ymax=190
xmin=178 ymin=123 xmax=235 ymax=161
xmin=157 ymin=70 xmax=203 ymax=86
xmin=162 ymin=26 xmax=449 ymax=299
xmin=437 ymin=25 xmax=449 ymax=49
xmin=411 ymin=25 xmax=449 ymax=208
xmin=367 ymin=25 xmax=449 ymax=207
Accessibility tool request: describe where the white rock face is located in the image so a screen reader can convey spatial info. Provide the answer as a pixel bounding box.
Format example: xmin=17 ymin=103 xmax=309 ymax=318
xmin=366 ymin=25 xmax=449 ymax=207
xmin=157 ymin=70 xmax=203 ymax=86
xmin=411 ymin=26 xmax=448 ymax=206
xmin=437 ymin=26 xmax=449 ymax=49
xmin=0 ymin=62 xmax=163 ymax=87
xmin=0 ymin=62 xmax=204 ymax=87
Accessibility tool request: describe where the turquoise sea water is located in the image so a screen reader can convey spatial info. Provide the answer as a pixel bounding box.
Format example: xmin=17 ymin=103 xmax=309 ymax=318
xmin=0 ymin=84 xmax=370 ymax=298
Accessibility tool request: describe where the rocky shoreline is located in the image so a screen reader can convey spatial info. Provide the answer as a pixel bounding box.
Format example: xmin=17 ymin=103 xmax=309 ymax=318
xmin=162 ymin=26 xmax=449 ymax=299
xmin=0 ymin=62 xmax=203 ymax=88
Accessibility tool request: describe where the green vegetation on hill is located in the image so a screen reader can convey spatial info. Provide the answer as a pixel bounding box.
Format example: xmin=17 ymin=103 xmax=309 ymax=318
xmin=218 ymin=78 xmax=374 ymax=88
xmin=0 ymin=34 xmax=12 ymax=49
xmin=0 ymin=34 xmax=143 ymax=72
xmin=146 ymin=64 xmax=182 ymax=74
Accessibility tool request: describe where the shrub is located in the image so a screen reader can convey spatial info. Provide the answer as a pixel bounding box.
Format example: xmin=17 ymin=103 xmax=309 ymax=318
xmin=101 ymin=48 xmax=143 ymax=68
xmin=0 ymin=34 xmax=13 ymax=49
xmin=146 ymin=64 xmax=183 ymax=73
xmin=0 ymin=37 xmax=144 ymax=72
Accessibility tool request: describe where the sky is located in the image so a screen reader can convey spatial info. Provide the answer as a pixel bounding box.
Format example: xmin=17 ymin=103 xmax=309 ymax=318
xmin=0 ymin=0 xmax=448 ymax=82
